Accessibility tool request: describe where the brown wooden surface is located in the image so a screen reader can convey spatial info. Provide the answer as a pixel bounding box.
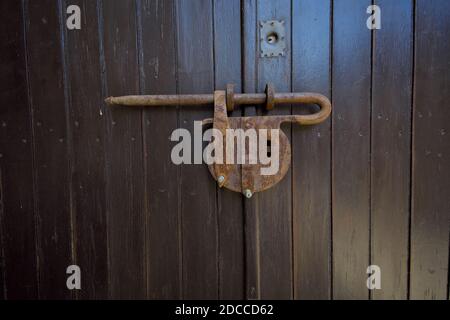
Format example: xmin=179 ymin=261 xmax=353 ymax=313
xmin=214 ymin=0 xmax=245 ymax=300
xmin=371 ymin=0 xmax=413 ymax=299
xmin=101 ymin=0 xmax=146 ymax=298
xmin=292 ymin=0 xmax=332 ymax=300
xmin=1 ymin=0 xmax=449 ymax=300
xmin=138 ymin=0 xmax=181 ymax=300
xmin=63 ymin=0 xmax=108 ymax=299
xmin=410 ymin=0 xmax=450 ymax=300
xmin=0 ymin=0 xmax=38 ymax=299
xmin=25 ymin=0 xmax=74 ymax=299
xmin=176 ymin=0 xmax=218 ymax=299
xmin=332 ymin=0 xmax=372 ymax=299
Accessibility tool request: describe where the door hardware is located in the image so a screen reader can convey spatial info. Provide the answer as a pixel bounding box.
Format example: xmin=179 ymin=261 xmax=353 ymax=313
xmin=259 ymin=20 xmax=286 ymax=57
xmin=106 ymin=84 xmax=331 ymax=197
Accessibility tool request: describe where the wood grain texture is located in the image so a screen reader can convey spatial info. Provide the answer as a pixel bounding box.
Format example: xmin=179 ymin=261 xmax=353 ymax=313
xmin=176 ymin=0 xmax=218 ymax=299
xmin=242 ymin=0 xmax=261 ymax=300
xmin=101 ymin=0 xmax=146 ymax=299
xmin=371 ymin=0 xmax=413 ymax=300
xmin=138 ymin=0 xmax=181 ymax=299
xmin=410 ymin=0 xmax=450 ymax=300
xmin=0 ymin=0 xmax=38 ymax=299
xmin=213 ymin=0 xmax=245 ymax=299
xmin=63 ymin=0 xmax=108 ymax=299
xmin=25 ymin=0 xmax=74 ymax=299
xmin=292 ymin=0 xmax=331 ymax=300
xmin=256 ymin=0 xmax=293 ymax=299
xmin=332 ymin=0 xmax=371 ymax=299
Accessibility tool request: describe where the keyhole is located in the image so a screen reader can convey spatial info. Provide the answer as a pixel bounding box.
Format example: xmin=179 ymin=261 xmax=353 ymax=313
xmin=267 ymin=140 xmax=271 ymax=157
xmin=266 ymin=32 xmax=278 ymax=45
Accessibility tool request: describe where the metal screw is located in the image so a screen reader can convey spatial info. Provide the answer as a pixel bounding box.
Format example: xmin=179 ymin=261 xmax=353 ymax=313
xmin=217 ymin=175 xmax=225 ymax=184
xmin=243 ymin=189 xmax=253 ymax=199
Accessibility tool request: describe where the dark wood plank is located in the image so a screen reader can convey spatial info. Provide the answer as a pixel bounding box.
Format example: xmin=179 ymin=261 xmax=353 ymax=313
xmin=256 ymin=0 xmax=293 ymax=299
xmin=62 ymin=0 xmax=108 ymax=299
xmin=332 ymin=0 xmax=371 ymax=299
xmin=101 ymin=0 xmax=146 ymax=299
xmin=213 ymin=0 xmax=245 ymax=299
xmin=242 ymin=0 xmax=261 ymax=300
xmin=411 ymin=0 xmax=450 ymax=300
xmin=242 ymin=0 xmax=293 ymax=300
xmin=176 ymin=0 xmax=218 ymax=299
xmin=371 ymin=0 xmax=412 ymax=300
xmin=0 ymin=0 xmax=38 ymax=299
xmin=292 ymin=0 xmax=331 ymax=300
xmin=138 ymin=0 xmax=181 ymax=299
xmin=25 ymin=0 xmax=74 ymax=299
xmin=0 ymin=168 xmax=6 ymax=300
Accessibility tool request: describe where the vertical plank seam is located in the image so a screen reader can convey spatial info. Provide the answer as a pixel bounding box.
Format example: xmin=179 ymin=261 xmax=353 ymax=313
xmin=135 ymin=0 xmax=149 ymax=299
xmin=239 ymin=0 xmax=247 ymax=299
xmin=57 ymin=0 xmax=77 ymax=300
xmin=368 ymin=0 xmax=375 ymax=301
xmin=330 ymin=0 xmax=334 ymax=300
xmin=289 ymin=0 xmax=294 ymax=300
xmin=135 ymin=0 xmax=146 ymax=298
xmin=96 ymin=0 xmax=111 ymax=299
xmin=0 ymin=168 xmax=7 ymax=299
xmin=212 ymin=0 xmax=219 ymax=299
xmin=22 ymin=0 xmax=41 ymax=299
xmin=211 ymin=0 xmax=222 ymax=300
xmin=329 ymin=0 xmax=334 ymax=301
xmin=173 ymin=0 xmax=183 ymax=299
xmin=253 ymin=0 xmax=261 ymax=300
xmin=239 ymin=0 xmax=246 ymax=299
xmin=407 ymin=0 xmax=417 ymax=300
xmin=254 ymin=0 xmax=261 ymax=300
xmin=254 ymin=0 xmax=258 ymax=92
xmin=242 ymin=0 xmax=260 ymax=299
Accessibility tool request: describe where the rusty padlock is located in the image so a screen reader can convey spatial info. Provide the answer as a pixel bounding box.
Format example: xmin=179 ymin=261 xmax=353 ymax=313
xmin=105 ymin=83 xmax=331 ymax=197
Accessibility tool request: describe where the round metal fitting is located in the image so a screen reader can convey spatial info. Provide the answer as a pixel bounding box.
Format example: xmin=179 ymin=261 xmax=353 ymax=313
xmin=243 ymin=189 xmax=253 ymax=199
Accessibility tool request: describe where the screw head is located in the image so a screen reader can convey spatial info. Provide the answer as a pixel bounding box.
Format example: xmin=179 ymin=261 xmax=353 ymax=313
xmin=217 ymin=175 xmax=225 ymax=184
xmin=243 ymin=189 xmax=253 ymax=199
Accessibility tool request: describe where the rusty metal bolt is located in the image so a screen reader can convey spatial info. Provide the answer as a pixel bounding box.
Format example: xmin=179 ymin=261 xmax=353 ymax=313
xmin=243 ymin=189 xmax=253 ymax=199
xmin=226 ymin=83 xmax=235 ymax=112
xmin=265 ymin=83 xmax=275 ymax=111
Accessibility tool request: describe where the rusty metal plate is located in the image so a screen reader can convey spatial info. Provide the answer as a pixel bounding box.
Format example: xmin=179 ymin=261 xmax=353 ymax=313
xmin=207 ymin=115 xmax=291 ymax=195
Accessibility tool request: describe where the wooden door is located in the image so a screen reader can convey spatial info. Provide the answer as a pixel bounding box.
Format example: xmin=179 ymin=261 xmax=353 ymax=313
xmin=0 ymin=0 xmax=449 ymax=300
